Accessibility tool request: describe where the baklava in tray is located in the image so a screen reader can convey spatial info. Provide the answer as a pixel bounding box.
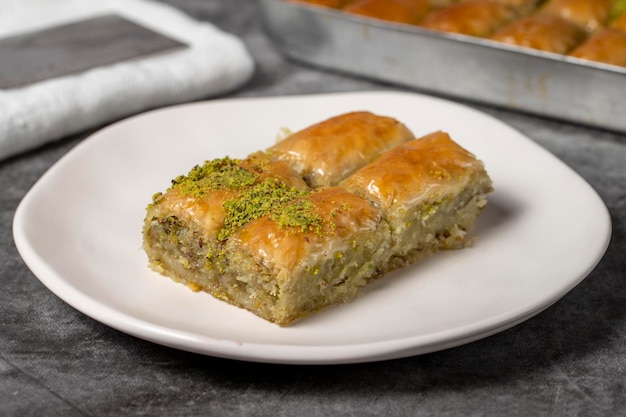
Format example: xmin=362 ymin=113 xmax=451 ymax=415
xmin=295 ymin=0 xmax=626 ymax=66
xmin=263 ymin=0 xmax=626 ymax=133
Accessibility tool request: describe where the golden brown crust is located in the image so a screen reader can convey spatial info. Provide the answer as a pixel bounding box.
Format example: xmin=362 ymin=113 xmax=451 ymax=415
xmin=569 ymin=28 xmax=626 ymax=66
xmin=343 ymin=0 xmax=432 ymax=25
xmin=420 ymin=0 xmax=516 ymax=37
xmin=490 ymin=13 xmax=586 ymax=53
xmin=268 ymin=111 xmax=415 ymax=187
xmin=148 ymin=155 xmax=309 ymax=238
xmin=489 ymin=0 xmax=539 ymax=8
xmin=540 ymin=0 xmax=612 ymax=32
xmin=612 ymin=11 xmax=626 ymax=32
xmin=230 ymin=187 xmax=383 ymax=274
xmin=151 ymin=187 xmax=236 ymax=238
xmin=339 ymin=131 xmax=489 ymax=211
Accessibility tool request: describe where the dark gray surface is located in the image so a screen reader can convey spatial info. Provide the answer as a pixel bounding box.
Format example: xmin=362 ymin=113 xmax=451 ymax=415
xmin=1 ymin=1 xmax=625 ymax=416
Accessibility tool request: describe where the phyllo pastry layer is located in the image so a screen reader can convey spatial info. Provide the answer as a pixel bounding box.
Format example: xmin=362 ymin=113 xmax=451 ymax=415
xmin=342 ymin=0 xmax=432 ymax=25
xmin=340 ymin=131 xmax=493 ymax=270
xmin=490 ymin=13 xmax=586 ymax=53
xmin=420 ymin=0 xmax=517 ymax=37
xmin=569 ymin=28 xmax=626 ymax=66
xmin=268 ymin=111 xmax=415 ymax=187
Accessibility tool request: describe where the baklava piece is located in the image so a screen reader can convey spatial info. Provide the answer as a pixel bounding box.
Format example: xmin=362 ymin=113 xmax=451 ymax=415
xmin=143 ymin=154 xmax=310 ymax=294
xmin=143 ymin=113 xmax=493 ymax=326
xmin=342 ymin=0 xmax=432 ymax=25
xmin=420 ymin=0 xmax=517 ymax=37
xmin=219 ymin=187 xmax=391 ymax=325
xmin=612 ymin=10 xmax=626 ymax=31
xmin=490 ymin=13 xmax=586 ymax=53
xmin=540 ymin=0 xmax=613 ymax=32
xmin=490 ymin=0 xmax=541 ymax=15
xmin=340 ymin=131 xmax=493 ymax=270
xmin=569 ymin=28 xmax=626 ymax=66
xmin=268 ymin=111 xmax=415 ymax=187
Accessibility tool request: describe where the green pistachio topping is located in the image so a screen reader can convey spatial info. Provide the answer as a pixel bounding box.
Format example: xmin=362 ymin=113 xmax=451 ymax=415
xmin=150 ymin=192 xmax=164 ymax=206
xmin=611 ymin=0 xmax=626 ymax=20
xmin=243 ymin=152 xmax=273 ymax=174
xmin=154 ymin=155 xmax=330 ymax=243
xmin=171 ymin=157 xmax=259 ymax=198
xmin=272 ymin=197 xmax=325 ymax=235
xmin=219 ymin=177 xmax=325 ymax=241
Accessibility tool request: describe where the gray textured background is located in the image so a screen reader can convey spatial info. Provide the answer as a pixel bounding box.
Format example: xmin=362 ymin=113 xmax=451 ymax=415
xmin=2 ymin=1 xmax=625 ymax=416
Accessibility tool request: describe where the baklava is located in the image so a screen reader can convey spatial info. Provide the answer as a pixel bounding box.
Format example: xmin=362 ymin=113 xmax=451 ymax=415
xmin=540 ymin=0 xmax=613 ymax=32
xmin=143 ymin=112 xmax=493 ymax=325
xmin=342 ymin=0 xmax=432 ymax=25
xmin=420 ymin=0 xmax=517 ymax=37
xmin=490 ymin=13 xmax=586 ymax=53
xmin=569 ymin=27 xmax=626 ymax=66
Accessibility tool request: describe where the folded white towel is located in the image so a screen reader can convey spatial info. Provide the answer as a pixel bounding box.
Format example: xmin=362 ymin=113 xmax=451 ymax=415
xmin=0 ymin=0 xmax=255 ymax=160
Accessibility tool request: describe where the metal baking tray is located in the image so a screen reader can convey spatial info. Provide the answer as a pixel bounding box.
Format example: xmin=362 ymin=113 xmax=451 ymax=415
xmin=258 ymin=0 xmax=626 ymax=133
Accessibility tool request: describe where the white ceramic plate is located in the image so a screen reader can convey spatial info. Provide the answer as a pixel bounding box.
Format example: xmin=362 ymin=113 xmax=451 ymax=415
xmin=13 ymin=91 xmax=611 ymax=364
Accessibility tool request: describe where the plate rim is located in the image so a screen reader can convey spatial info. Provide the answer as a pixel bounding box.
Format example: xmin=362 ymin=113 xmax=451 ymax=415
xmin=13 ymin=90 xmax=612 ymax=364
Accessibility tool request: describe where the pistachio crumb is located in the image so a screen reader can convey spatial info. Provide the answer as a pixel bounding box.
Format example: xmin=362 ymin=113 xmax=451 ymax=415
xmin=219 ymin=177 xmax=326 ymax=240
xmin=171 ymin=157 xmax=258 ymax=198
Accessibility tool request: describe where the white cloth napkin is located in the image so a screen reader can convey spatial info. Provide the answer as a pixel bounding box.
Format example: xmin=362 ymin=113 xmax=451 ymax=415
xmin=0 ymin=0 xmax=255 ymax=161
